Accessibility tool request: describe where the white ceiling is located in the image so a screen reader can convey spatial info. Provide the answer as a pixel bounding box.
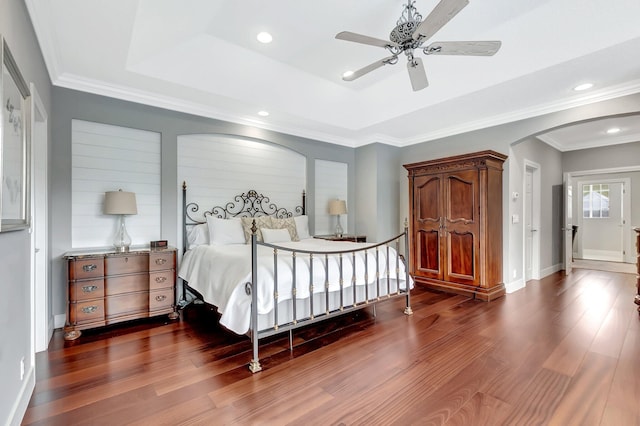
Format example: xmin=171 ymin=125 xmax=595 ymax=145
xmin=26 ymin=0 xmax=640 ymax=149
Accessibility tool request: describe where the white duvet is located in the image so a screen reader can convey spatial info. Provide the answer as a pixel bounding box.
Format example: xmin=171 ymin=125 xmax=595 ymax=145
xmin=178 ymin=238 xmax=411 ymax=334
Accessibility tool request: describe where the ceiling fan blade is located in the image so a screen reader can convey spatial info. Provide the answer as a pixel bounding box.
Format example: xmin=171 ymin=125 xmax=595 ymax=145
xmin=412 ymin=0 xmax=470 ymax=42
xmin=343 ymin=56 xmax=397 ymax=81
xmin=336 ymin=31 xmax=399 ymax=49
xmin=424 ymin=41 xmax=502 ymax=56
xmin=407 ymin=57 xmax=428 ymax=91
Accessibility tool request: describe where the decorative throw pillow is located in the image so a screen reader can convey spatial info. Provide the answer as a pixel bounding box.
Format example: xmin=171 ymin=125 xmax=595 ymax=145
xmin=261 ymin=228 xmax=291 ymax=244
xmin=206 ymin=217 xmax=245 ymax=245
xmin=241 ymin=216 xmax=272 ymax=242
xmin=271 ymin=217 xmax=300 ymax=241
xmin=293 ymin=215 xmax=310 ymax=240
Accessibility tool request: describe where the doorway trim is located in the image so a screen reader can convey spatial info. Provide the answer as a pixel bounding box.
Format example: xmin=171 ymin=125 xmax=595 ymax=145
xmin=564 ymin=165 xmax=640 ymax=274
xmin=575 ymin=177 xmax=631 ymax=263
xmin=30 ymin=83 xmax=50 ymax=353
xmin=523 ymin=160 xmax=541 ymax=281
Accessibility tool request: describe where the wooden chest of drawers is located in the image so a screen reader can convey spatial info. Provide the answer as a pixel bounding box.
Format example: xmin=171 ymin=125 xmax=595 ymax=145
xmin=64 ymin=247 xmax=178 ymax=340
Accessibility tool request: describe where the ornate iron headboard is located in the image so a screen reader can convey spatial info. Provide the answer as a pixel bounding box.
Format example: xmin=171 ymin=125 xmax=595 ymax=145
xmin=182 ymin=181 xmax=306 ymax=253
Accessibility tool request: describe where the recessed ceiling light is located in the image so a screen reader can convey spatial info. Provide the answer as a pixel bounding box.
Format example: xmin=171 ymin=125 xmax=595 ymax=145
xmin=606 ymin=127 xmax=621 ymax=134
xmin=573 ymin=83 xmax=594 ymax=91
xmin=256 ymin=32 xmax=272 ymax=44
xmin=258 ymin=110 xmax=269 ymax=117
xmin=342 ymin=70 xmax=354 ymax=79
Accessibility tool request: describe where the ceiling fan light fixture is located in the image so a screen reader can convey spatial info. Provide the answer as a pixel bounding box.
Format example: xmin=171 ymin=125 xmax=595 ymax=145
xmin=606 ymin=127 xmax=620 ymax=134
xmin=256 ymin=32 xmax=273 ymax=44
xmin=573 ymin=83 xmax=593 ymax=91
xmin=334 ymin=0 xmax=500 ymax=91
xmin=257 ymin=110 xmax=269 ymax=117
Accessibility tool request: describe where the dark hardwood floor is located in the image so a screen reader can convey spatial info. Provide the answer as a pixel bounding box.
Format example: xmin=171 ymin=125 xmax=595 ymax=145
xmin=23 ymin=268 xmax=640 ymax=425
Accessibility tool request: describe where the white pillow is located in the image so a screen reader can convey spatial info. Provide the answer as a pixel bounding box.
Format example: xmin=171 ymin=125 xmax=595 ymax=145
xmin=206 ymin=216 xmax=245 ymax=245
xmin=271 ymin=217 xmax=299 ymax=241
xmin=261 ymin=227 xmax=291 ymax=244
xmin=294 ymin=215 xmax=311 ymax=239
xmin=186 ymin=223 xmax=209 ymax=249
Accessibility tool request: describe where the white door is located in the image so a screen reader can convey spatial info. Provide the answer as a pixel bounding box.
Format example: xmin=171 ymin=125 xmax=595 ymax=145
xmin=580 ymin=182 xmax=624 ymax=262
xmin=563 ymin=173 xmax=573 ymax=275
xmin=30 ymin=85 xmax=50 ymax=352
xmin=524 ymin=163 xmax=541 ymax=281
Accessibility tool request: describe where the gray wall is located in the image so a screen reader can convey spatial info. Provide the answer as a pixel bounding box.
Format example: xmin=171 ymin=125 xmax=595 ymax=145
xmin=0 ymin=0 xmax=52 ymax=423
xmin=354 ymin=143 xmax=400 ymax=242
xmin=509 ymin=137 xmax=564 ymax=284
xmin=51 ymin=87 xmax=357 ymax=322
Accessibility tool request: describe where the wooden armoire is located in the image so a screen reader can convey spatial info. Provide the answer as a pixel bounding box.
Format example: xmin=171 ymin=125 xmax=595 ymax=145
xmin=404 ymin=150 xmax=507 ymax=301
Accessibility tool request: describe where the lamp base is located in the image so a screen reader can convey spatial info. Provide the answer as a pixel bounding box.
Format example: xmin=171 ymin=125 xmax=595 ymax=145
xmin=113 ymin=215 xmax=132 ymax=253
xmin=113 ymin=245 xmax=130 ymax=253
xmin=334 ymin=216 xmax=344 ymax=238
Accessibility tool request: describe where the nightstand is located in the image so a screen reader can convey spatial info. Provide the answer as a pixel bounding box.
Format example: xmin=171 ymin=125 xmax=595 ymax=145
xmin=314 ymin=234 xmax=367 ymax=243
xmin=63 ymin=246 xmax=178 ymax=340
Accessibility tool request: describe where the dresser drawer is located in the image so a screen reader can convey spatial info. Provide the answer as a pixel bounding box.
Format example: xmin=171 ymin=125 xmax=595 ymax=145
xmin=149 ymin=251 xmax=175 ymax=271
xmin=150 ymin=270 xmax=175 ymax=290
xmin=105 ymin=253 xmax=148 ymax=275
xmin=105 ymin=292 xmax=148 ymax=318
xmin=69 ymin=258 xmax=104 ymax=280
xmin=149 ymin=288 xmax=174 ymax=311
xmin=70 ymin=279 xmax=105 ymax=301
xmin=69 ymin=300 xmax=105 ymax=324
xmin=105 ymin=273 xmax=148 ymax=296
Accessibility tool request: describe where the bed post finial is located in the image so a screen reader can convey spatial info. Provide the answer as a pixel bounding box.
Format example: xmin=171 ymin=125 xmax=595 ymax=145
xmin=251 ymin=219 xmax=257 ymax=234
xmin=183 ymin=181 xmax=187 ymax=190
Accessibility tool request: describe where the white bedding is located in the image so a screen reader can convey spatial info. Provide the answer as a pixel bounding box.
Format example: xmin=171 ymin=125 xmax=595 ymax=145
xmin=178 ymin=238 xmax=411 ymax=334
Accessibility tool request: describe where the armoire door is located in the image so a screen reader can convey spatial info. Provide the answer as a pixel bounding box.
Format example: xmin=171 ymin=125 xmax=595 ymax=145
xmin=413 ymin=174 xmax=443 ymax=280
xmin=443 ymin=169 xmax=480 ymax=285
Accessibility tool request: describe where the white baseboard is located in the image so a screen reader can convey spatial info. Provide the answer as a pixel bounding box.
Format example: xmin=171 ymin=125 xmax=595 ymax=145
xmin=54 ymin=313 xmax=66 ymax=329
xmin=506 ymin=278 xmax=525 ymax=293
xmin=540 ymin=263 xmax=562 ymax=278
xmin=581 ymin=249 xmax=623 ymax=262
xmin=7 ymin=364 xmax=35 ymax=426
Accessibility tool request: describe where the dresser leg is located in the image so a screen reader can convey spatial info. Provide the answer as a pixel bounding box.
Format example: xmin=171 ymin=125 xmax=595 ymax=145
xmin=64 ymin=329 xmax=82 ymax=341
xmin=635 ymin=294 xmax=640 ymax=314
xmin=168 ymin=310 xmax=179 ymax=320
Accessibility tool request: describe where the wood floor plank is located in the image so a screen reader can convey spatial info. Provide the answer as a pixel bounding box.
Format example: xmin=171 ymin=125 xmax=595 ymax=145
xmin=547 ymin=352 xmax=618 ymax=426
xmin=599 ymin=327 xmax=640 ymax=426
xmin=501 ymin=368 xmax=572 ymax=425
xmin=22 ymin=269 xmax=640 ymax=425
xmin=445 ymin=392 xmax=512 ymax=426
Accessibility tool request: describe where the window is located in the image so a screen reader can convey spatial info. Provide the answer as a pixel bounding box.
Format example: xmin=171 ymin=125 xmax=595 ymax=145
xmin=583 ymin=184 xmax=609 ymax=218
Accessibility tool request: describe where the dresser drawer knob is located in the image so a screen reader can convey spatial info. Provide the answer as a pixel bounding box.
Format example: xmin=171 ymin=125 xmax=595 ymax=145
xmin=82 ymin=305 xmax=98 ymax=314
xmin=155 ymin=295 xmax=167 ymax=302
xmin=82 ymin=264 xmax=97 ymax=272
xmin=155 ymin=276 xmax=167 ymax=283
xmin=155 ymin=258 xmax=167 ymax=265
xmin=82 ymin=285 xmax=99 ymax=293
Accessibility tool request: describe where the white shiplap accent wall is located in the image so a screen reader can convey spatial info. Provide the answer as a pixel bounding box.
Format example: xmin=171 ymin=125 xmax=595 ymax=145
xmin=71 ymin=120 xmax=161 ymax=248
xmin=177 ymin=134 xmax=306 ymax=227
xmin=315 ymin=159 xmax=348 ymax=235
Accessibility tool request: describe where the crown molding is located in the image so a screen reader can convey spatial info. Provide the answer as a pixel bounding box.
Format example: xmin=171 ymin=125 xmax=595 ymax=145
xmin=52 ymin=72 xmax=640 ymax=151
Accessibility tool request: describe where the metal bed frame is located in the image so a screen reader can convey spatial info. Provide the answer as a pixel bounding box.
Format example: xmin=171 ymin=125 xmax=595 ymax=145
xmin=181 ymin=182 xmax=412 ymax=373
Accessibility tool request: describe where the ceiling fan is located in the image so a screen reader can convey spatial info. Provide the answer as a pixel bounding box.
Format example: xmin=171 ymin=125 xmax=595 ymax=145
xmin=335 ymin=0 xmax=501 ymax=91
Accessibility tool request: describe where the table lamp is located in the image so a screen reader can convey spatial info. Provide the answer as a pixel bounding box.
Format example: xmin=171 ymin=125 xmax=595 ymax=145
xmin=104 ymin=189 xmax=137 ymax=252
xmin=328 ymin=199 xmax=347 ymax=237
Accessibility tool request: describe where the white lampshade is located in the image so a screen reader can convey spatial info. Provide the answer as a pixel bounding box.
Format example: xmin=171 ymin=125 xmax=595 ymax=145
xmin=104 ymin=190 xmax=138 ymax=215
xmin=328 ymin=199 xmax=347 ymax=215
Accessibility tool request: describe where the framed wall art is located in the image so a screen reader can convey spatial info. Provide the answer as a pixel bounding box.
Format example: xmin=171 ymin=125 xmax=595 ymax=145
xmin=1 ymin=37 xmax=31 ymax=232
